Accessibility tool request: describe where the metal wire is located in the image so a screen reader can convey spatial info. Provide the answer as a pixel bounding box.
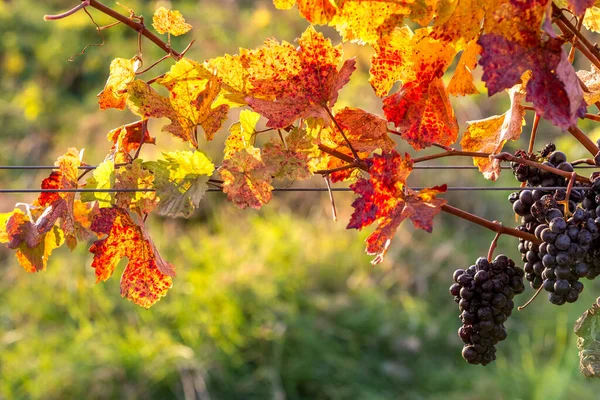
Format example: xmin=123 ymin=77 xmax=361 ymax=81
xmin=0 ymin=186 xmax=594 ymax=193
xmin=0 ymin=164 xmax=597 ymax=171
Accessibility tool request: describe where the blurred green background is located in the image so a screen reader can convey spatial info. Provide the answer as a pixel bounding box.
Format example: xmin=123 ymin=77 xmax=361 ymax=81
xmin=2 ymin=1 xmax=600 ymax=399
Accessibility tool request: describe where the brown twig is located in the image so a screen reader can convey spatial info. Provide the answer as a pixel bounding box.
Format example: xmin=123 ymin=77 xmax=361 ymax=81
xmin=318 ymin=144 xmax=367 ymax=168
xmin=87 ymin=0 xmax=182 ymax=59
xmin=553 ymin=5 xmax=600 ymax=69
xmin=412 ymin=150 xmax=492 ymax=164
xmin=441 ymin=204 xmax=540 ymax=243
xmin=323 ymin=175 xmax=338 ymax=222
xmin=135 ymin=54 xmax=171 ymax=75
xmin=528 ymin=113 xmax=541 ymax=153
xmin=493 ymin=152 xmax=590 ymax=183
xmin=487 ymin=231 xmax=502 ymax=262
xmin=568 ymin=126 xmax=599 ymax=156
xmin=315 ymin=164 xmax=358 ymax=175
xmin=567 ymin=17 xmax=582 ymax=64
xmin=44 ymin=1 xmax=90 ymax=20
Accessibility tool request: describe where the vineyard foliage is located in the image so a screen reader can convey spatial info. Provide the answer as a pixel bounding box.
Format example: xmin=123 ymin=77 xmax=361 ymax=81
xmin=3 ymin=0 xmax=600 ymax=322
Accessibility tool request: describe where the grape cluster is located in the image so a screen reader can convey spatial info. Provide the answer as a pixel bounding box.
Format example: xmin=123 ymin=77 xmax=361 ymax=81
xmin=534 ymin=206 xmax=600 ymax=305
xmin=450 ymin=255 xmax=525 ymax=365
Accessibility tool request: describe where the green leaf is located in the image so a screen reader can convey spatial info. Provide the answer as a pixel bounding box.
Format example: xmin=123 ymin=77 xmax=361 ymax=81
xmin=575 ymin=299 xmax=600 ymax=377
xmin=81 ymin=160 xmax=115 ymax=208
xmin=144 ymin=150 xmax=215 ymax=218
xmin=224 ymin=110 xmax=261 ymax=159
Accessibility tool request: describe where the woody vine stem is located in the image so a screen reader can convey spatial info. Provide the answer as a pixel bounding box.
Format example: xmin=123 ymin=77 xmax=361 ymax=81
xmin=43 ymin=0 xmax=597 ymax=245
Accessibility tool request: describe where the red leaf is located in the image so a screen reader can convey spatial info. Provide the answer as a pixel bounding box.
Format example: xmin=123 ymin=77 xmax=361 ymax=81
xmin=89 ymin=207 xmax=175 ymax=308
xmin=347 ymin=151 xmax=446 ymax=264
xmin=383 ymin=78 xmax=458 ymax=150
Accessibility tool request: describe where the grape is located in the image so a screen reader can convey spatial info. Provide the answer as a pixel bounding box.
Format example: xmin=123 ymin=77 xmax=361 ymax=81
xmin=450 ymin=255 xmax=524 ymax=365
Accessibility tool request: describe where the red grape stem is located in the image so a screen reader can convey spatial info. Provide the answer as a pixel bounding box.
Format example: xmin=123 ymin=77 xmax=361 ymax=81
xmin=412 ymin=150 xmax=492 ymax=164
xmin=487 ymin=230 xmax=502 ymax=262
xmin=44 ymin=1 xmax=91 ymax=20
xmin=517 ymin=286 xmax=544 ymax=311
xmin=493 ymin=152 xmax=591 ymax=184
xmin=527 ymin=113 xmax=541 ymax=154
xmin=559 ymin=171 xmax=578 ymax=218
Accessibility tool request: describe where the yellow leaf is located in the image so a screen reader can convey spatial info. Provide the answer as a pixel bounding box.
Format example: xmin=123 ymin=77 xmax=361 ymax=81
xmin=98 ymin=57 xmax=139 ymax=111
xmin=152 ymin=6 xmax=192 ymax=36
xmin=448 ymin=39 xmax=481 ymax=96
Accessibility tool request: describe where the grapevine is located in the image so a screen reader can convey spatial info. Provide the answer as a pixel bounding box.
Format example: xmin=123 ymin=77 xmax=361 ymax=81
xmin=5 ymin=0 xmax=600 ymax=375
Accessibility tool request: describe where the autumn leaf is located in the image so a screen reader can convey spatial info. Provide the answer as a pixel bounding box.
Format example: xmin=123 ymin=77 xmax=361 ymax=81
xmin=107 ymin=121 xmax=156 ymax=164
xmin=583 ymin=6 xmax=600 ymax=32
xmin=334 ymin=107 xmax=395 ymax=153
xmin=369 ymin=26 xmax=457 ymax=97
xmin=273 ymin=0 xmax=337 ymax=24
xmin=81 ymin=160 xmax=115 ymax=208
xmin=245 ymin=27 xmax=356 ymax=128
xmin=224 ymin=110 xmax=261 ymax=159
xmin=577 ymin=66 xmax=600 ymax=105
xmin=219 ymin=147 xmax=274 ymax=209
xmin=98 ymin=57 xmax=140 ymax=111
xmin=152 ymin=6 xmax=192 ymax=36
xmin=114 ymin=159 xmax=158 ymax=214
xmin=383 ymin=77 xmax=458 ymax=151
xmin=89 ymin=207 xmax=174 ymax=308
xmin=127 ymin=59 xmax=229 ymax=147
xmin=479 ymin=1 xmax=586 ymax=129
xmin=2 ymin=208 xmax=64 ymax=272
xmin=347 ymin=151 xmax=446 ymax=264
xmin=568 ymin=0 xmax=595 ymax=15
xmin=431 ymin=0 xmax=485 ymax=43
xmin=144 ymin=150 xmax=215 ymax=218
xmin=262 ymin=135 xmax=313 ymax=181
xmin=461 ymin=82 xmax=527 ymax=180
xmin=448 ymin=39 xmax=481 ymax=96
xmin=329 ymin=0 xmax=410 ymax=44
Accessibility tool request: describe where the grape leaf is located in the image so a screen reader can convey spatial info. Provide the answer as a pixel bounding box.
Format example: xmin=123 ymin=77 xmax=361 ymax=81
xmin=568 ymin=0 xmax=595 ymax=15
xmin=245 ymin=27 xmax=356 ymax=128
xmin=347 ymin=150 xmax=447 ymax=264
xmin=273 ymin=0 xmax=337 ymax=24
xmin=34 ymin=148 xmax=82 ymax=249
xmin=330 ymin=0 xmax=411 ymax=44
xmin=383 ymin=77 xmax=458 ymax=150
xmin=127 ymin=60 xmax=229 ymax=147
xmin=448 ymin=39 xmax=481 ymax=96
xmin=574 ymin=298 xmax=600 ymax=377
xmin=262 ymin=135 xmax=313 ymax=181
xmin=98 ymin=57 xmax=140 ymax=111
xmin=2 ymin=208 xmax=65 ymax=272
xmin=81 ymin=160 xmax=115 ymax=208
xmin=577 ymin=66 xmax=600 ymax=105
xmin=144 ymin=150 xmax=215 ymax=218
xmin=152 ymin=6 xmax=192 ymax=36
xmin=583 ymin=6 xmax=600 ymax=32
xmin=224 ymin=110 xmax=261 ymax=159
xmin=89 ymin=207 xmax=174 ymax=308
xmin=107 ymin=121 xmax=155 ymax=164
xmin=460 ymin=82 xmax=527 ymax=180
xmin=431 ymin=0 xmax=485 ymax=43
xmin=219 ymin=147 xmax=274 ymax=209
xmin=334 ymin=107 xmax=395 ymax=153
xmin=114 ymin=159 xmax=158 ymax=214
xmin=369 ymin=26 xmax=457 ymax=97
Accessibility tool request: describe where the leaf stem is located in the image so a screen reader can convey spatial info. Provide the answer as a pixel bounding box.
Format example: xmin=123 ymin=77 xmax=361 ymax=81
xmin=518 ymin=285 xmax=543 ymax=311
xmin=567 ymin=126 xmax=600 ymax=157
xmin=322 ymin=106 xmax=361 ymax=162
xmin=553 ymin=5 xmax=600 ymax=69
xmin=528 ymin=113 xmax=541 ymax=153
xmin=523 ymin=105 xmax=600 ymax=123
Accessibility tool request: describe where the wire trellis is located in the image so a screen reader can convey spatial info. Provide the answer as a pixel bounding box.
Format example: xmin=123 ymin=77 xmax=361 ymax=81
xmin=0 ymin=164 xmax=597 ymax=193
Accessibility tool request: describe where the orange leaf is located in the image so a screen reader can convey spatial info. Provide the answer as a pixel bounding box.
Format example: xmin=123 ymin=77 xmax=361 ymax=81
xmin=114 ymin=160 xmax=158 ymax=214
xmin=107 ymin=121 xmax=156 ymax=164
xmin=3 ymin=209 xmax=64 ymax=272
xmin=448 ymin=39 xmax=481 ymax=96
xmin=98 ymin=57 xmax=140 ymax=111
xmin=152 ymin=7 xmax=192 ymax=36
xmin=219 ymin=148 xmax=275 ymax=209
xmin=383 ymin=78 xmax=458 ymax=150
xmin=460 ymin=82 xmax=527 ymax=180
xmin=431 ymin=0 xmax=485 ymax=43
xmin=89 ymin=207 xmax=175 ymax=308
xmin=334 ymin=107 xmax=395 ymax=153
xmin=347 ymin=151 xmax=446 ymax=264
xmin=273 ymin=0 xmax=337 ymax=24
